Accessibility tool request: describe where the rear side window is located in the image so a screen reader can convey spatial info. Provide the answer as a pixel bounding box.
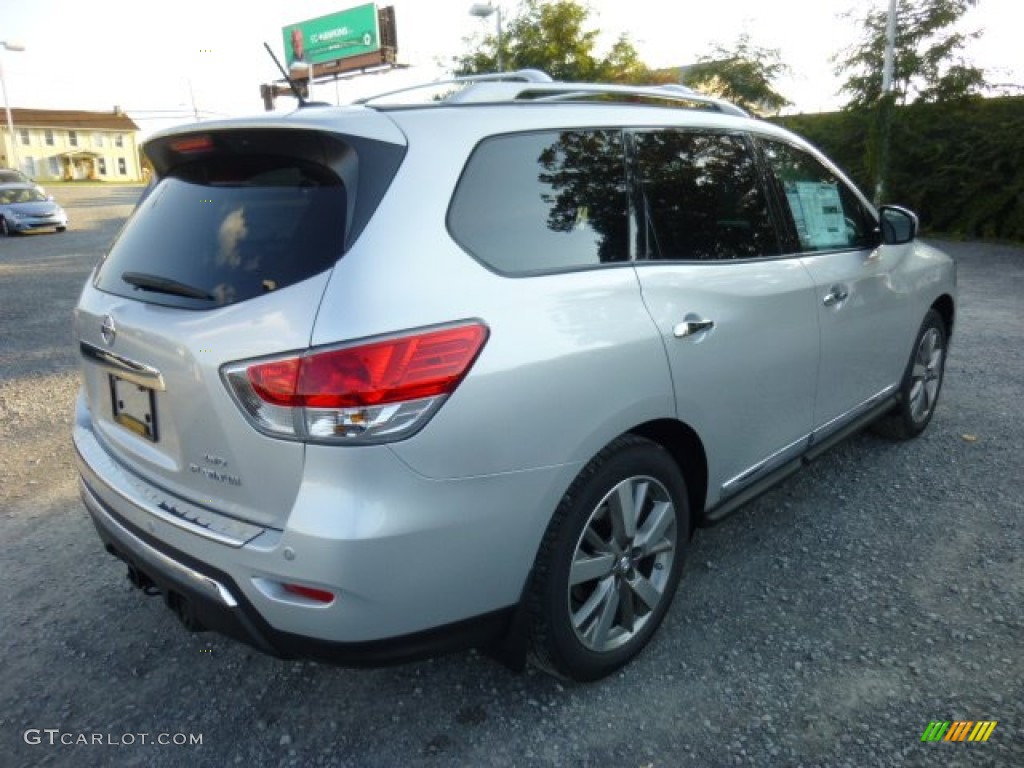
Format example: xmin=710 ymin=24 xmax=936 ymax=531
xmin=633 ymin=130 xmax=779 ymax=261
xmin=94 ymin=154 xmax=346 ymax=308
xmin=448 ymin=130 xmax=629 ymax=275
xmin=760 ymin=139 xmax=879 ymax=252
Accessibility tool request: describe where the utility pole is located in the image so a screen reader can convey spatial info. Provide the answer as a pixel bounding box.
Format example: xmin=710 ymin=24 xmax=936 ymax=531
xmin=1 ymin=41 xmax=26 ymax=171
xmin=187 ymin=79 xmax=200 ymax=122
xmin=874 ymin=0 xmax=899 ymax=205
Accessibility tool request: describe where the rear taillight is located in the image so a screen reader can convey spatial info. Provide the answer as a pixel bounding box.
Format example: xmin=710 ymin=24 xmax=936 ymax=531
xmin=222 ymin=322 xmax=488 ymax=444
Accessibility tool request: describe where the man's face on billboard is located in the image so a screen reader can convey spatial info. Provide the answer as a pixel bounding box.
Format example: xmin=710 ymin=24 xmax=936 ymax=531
xmin=291 ymin=28 xmax=304 ymax=59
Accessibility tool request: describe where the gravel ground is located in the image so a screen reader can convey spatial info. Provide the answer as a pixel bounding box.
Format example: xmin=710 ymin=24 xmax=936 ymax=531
xmin=1 ymin=186 xmax=1021 ymax=767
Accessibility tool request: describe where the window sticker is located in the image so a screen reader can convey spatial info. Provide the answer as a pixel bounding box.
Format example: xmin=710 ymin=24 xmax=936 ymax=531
xmin=784 ymin=181 xmax=848 ymax=249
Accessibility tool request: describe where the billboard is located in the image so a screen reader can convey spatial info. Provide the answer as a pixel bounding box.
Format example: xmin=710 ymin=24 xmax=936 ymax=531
xmin=282 ymin=4 xmax=381 ymax=68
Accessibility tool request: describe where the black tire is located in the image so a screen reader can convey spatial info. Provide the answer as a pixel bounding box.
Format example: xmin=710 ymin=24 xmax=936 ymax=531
xmin=873 ymin=308 xmax=948 ymax=440
xmin=0 ymin=217 xmax=9 ymax=236
xmin=56 ymin=226 xmax=66 ymax=232
xmin=526 ymin=435 xmax=689 ymax=681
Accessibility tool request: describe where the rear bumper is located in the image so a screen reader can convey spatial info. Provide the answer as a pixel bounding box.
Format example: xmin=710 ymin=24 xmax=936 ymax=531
xmin=80 ymin=478 xmax=512 ymax=664
xmin=72 ymin=389 xmax=573 ymax=662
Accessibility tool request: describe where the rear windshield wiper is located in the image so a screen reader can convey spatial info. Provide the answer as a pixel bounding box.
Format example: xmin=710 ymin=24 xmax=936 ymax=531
xmin=122 ymin=272 xmax=215 ymax=301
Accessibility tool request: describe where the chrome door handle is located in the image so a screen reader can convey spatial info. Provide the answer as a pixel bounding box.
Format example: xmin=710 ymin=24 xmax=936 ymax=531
xmin=673 ymin=319 xmax=715 ymax=338
xmin=822 ymin=286 xmax=849 ymax=307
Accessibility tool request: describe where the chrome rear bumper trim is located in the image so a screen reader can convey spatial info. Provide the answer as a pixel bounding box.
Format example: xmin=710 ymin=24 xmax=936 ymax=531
xmin=80 ymin=479 xmax=239 ymax=608
xmin=73 ymin=424 xmax=267 ymax=548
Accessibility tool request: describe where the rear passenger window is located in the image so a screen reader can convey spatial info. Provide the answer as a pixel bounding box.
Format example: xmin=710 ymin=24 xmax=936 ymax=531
xmin=633 ymin=131 xmax=779 ymax=261
xmin=448 ymin=130 xmax=628 ymax=274
xmin=760 ymin=140 xmax=879 ymax=252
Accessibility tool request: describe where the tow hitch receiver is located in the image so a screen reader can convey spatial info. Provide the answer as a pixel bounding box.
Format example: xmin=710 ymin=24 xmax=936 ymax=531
xmin=125 ymin=563 xmax=161 ymax=596
xmin=123 ymin=560 xmax=207 ymax=632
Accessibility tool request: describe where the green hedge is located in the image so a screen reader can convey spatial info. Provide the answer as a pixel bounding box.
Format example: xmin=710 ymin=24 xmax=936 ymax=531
xmin=774 ymin=97 xmax=1024 ymax=242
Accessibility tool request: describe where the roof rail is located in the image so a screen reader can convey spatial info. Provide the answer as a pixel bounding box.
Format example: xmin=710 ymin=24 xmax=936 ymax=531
xmin=353 ymin=69 xmax=553 ymax=105
xmin=505 ymin=83 xmax=749 ymax=117
xmin=356 ymin=71 xmax=749 ymax=117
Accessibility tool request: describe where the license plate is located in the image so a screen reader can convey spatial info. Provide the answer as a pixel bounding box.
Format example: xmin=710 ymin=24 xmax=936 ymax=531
xmin=109 ymin=375 xmax=158 ymax=441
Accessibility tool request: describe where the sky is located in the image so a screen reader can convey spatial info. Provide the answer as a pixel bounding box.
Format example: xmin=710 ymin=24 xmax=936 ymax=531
xmin=0 ymin=0 xmax=1019 ymax=138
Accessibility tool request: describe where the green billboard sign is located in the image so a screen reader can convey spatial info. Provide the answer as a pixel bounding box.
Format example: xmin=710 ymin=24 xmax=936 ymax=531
xmin=282 ymin=4 xmax=380 ymax=68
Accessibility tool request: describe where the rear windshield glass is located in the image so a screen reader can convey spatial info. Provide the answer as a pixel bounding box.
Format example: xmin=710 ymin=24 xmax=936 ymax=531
xmin=94 ymin=155 xmax=346 ymax=308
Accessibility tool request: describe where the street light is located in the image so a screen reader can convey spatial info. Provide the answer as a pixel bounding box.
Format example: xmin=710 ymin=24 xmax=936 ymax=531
xmin=469 ymin=3 xmax=503 ymax=73
xmin=1 ymin=41 xmax=26 ymax=171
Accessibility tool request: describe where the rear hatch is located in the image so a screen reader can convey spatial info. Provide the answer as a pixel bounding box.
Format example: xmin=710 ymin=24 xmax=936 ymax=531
xmin=74 ymin=115 xmax=406 ymax=529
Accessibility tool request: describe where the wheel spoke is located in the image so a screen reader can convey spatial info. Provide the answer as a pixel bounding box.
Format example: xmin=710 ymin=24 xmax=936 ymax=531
xmin=631 ymin=480 xmax=650 ymax=533
xmin=608 ymin=480 xmax=639 ymax=543
xmin=618 ymin=579 xmax=636 ymax=633
xmin=583 ymin=526 xmax=616 ymax=555
xmin=919 ymin=329 xmax=937 ymax=364
xmin=569 ymin=552 xmax=617 ymax=586
xmin=627 ymin=572 xmax=664 ymax=612
xmin=919 ymin=381 xmax=932 ymax=415
xmin=586 ymin=579 xmax=620 ymax=648
xmin=909 ymin=380 xmax=926 ymax=421
xmin=634 ymin=500 xmax=674 ymax=555
xmin=645 ymin=539 xmax=674 ymax=557
xmin=918 ymin=334 xmax=940 ymax=369
xmin=572 ymin=576 xmax=614 ymax=631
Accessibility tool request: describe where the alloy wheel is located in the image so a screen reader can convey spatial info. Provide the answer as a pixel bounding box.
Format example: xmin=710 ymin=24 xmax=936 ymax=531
xmin=567 ymin=475 xmax=676 ymax=653
xmin=908 ymin=326 xmax=944 ymax=425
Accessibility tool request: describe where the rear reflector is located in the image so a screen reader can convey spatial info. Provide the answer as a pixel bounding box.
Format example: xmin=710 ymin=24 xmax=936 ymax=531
xmin=283 ymin=583 xmax=335 ymax=604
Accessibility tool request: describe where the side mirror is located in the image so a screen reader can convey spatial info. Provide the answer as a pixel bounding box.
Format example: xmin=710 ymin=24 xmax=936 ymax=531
xmin=879 ymin=205 xmax=918 ymax=245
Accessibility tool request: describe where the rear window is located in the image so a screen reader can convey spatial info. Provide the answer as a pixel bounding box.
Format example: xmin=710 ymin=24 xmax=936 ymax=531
xmin=94 ymin=154 xmax=346 ymax=308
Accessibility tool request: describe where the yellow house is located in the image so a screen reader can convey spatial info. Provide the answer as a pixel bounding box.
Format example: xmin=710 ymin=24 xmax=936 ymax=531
xmin=1 ymin=107 xmax=142 ymax=182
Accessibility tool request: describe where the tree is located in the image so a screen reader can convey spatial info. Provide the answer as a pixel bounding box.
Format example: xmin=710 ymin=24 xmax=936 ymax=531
xmin=835 ymin=1 xmax=987 ymax=203
xmin=453 ymin=0 xmax=649 ymax=83
xmin=835 ymin=0 xmax=987 ymax=108
xmin=680 ymin=34 xmax=791 ymax=116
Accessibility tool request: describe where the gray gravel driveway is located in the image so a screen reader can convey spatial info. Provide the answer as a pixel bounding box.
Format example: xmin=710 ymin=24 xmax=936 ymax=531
xmin=1 ymin=186 xmax=1021 ymax=767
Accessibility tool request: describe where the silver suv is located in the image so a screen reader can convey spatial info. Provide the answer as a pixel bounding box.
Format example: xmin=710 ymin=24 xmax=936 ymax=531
xmin=73 ymin=72 xmax=955 ymax=681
